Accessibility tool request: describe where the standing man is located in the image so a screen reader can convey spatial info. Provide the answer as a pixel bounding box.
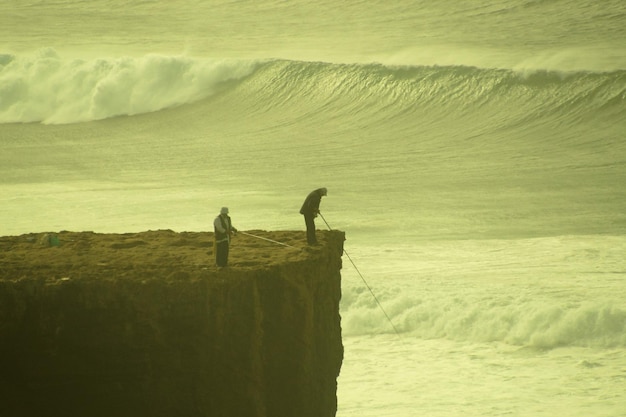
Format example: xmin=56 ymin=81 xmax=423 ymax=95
xmin=214 ymin=207 xmax=237 ymax=268
xmin=299 ymin=188 xmax=327 ymax=245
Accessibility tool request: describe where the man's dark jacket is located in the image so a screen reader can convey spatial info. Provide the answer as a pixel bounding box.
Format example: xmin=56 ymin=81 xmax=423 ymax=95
xmin=300 ymin=188 xmax=324 ymax=216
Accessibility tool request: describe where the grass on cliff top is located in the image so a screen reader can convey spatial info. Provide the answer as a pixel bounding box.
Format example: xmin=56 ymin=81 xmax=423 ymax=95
xmin=0 ymin=229 xmax=340 ymax=281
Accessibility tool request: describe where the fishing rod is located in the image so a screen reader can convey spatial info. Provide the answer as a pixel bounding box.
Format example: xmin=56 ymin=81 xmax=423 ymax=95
xmin=238 ymin=231 xmax=299 ymax=249
xmin=318 ymin=212 xmax=403 ymax=340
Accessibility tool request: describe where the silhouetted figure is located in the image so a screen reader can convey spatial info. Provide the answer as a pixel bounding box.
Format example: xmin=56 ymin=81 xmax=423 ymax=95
xmin=299 ymin=188 xmax=327 ymax=245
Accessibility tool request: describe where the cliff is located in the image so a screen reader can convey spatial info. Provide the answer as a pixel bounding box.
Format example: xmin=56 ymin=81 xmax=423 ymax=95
xmin=0 ymin=229 xmax=344 ymax=417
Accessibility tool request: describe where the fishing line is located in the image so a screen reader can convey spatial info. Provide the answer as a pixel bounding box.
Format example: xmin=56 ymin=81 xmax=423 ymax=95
xmin=239 ymin=231 xmax=299 ymax=249
xmin=318 ymin=212 xmax=403 ymax=340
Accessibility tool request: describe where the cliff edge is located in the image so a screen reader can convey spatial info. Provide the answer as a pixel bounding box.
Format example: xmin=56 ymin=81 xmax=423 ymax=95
xmin=0 ymin=229 xmax=344 ymax=417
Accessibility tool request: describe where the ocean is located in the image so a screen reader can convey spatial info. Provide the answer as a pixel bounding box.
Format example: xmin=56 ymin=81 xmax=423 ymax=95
xmin=1 ymin=0 xmax=626 ymax=415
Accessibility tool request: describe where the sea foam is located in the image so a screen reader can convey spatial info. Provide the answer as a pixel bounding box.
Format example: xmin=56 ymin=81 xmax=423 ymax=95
xmin=0 ymin=49 xmax=259 ymax=124
xmin=341 ymin=287 xmax=626 ymax=349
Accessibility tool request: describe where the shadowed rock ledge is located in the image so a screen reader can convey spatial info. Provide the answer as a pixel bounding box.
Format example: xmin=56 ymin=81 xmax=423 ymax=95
xmin=0 ymin=229 xmax=344 ymax=417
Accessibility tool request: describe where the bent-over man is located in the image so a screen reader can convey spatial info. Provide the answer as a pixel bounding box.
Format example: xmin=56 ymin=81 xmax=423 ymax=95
xmin=299 ymin=188 xmax=327 ymax=245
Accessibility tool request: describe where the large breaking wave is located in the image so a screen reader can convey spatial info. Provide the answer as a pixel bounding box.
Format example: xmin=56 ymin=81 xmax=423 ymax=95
xmin=1 ymin=49 xmax=625 ymax=125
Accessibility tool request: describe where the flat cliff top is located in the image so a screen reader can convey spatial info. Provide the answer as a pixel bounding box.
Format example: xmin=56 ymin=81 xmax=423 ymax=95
xmin=0 ymin=229 xmax=343 ymax=282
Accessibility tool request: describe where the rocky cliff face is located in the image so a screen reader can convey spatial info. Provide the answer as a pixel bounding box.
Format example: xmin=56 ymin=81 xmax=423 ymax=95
xmin=0 ymin=230 xmax=344 ymax=417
